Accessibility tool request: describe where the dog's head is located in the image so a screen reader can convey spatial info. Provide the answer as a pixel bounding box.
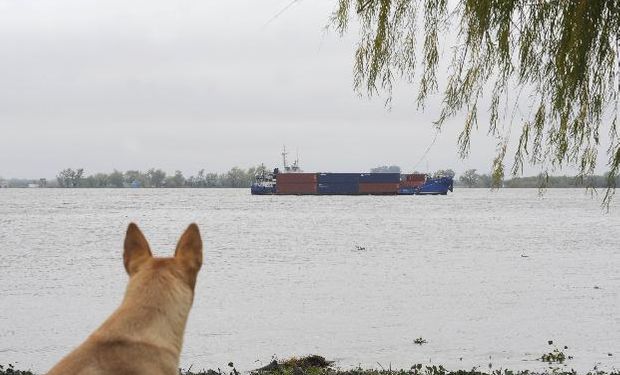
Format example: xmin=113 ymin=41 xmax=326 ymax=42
xmin=122 ymin=223 xmax=203 ymax=291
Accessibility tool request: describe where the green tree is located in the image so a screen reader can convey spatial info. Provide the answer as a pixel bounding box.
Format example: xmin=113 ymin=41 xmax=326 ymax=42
xmin=108 ymin=170 xmax=125 ymax=188
xmin=433 ymin=169 xmax=455 ymax=178
xmin=459 ymin=169 xmax=479 ymax=188
xmin=74 ymin=168 xmax=84 ymax=187
xmin=191 ymin=169 xmax=207 ymax=187
xmin=205 ymin=172 xmax=220 ymax=187
xmin=124 ymin=170 xmax=147 ymax=187
xmin=478 ymin=174 xmax=492 ymax=188
xmin=56 ymin=169 xmax=71 ymax=188
xmin=165 ymin=170 xmax=186 ymax=188
xmin=371 ymin=165 xmax=401 ymax=173
xmin=56 ymin=168 xmax=84 ymax=188
xmin=247 ymin=164 xmax=269 ymax=184
xmin=83 ymin=173 xmax=109 ymax=188
xmin=225 ymin=167 xmax=248 ymax=188
xmin=332 ymin=0 xmax=620 ymax=203
xmin=147 ymin=168 xmax=167 ymax=188
xmin=256 ymin=163 xmax=268 ymax=175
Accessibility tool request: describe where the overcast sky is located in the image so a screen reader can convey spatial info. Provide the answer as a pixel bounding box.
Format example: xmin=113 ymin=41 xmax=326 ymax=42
xmin=0 ymin=0 xmax=610 ymax=179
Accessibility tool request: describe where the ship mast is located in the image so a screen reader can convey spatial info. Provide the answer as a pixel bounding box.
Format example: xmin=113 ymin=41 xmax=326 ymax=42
xmin=282 ymin=145 xmax=289 ymax=171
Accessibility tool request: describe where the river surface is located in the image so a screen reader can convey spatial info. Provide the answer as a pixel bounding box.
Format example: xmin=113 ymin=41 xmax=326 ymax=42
xmin=0 ymin=188 xmax=618 ymax=373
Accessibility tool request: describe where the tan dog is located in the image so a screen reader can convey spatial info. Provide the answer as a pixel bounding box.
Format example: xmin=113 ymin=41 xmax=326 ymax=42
xmin=47 ymin=223 xmax=203 ymax=375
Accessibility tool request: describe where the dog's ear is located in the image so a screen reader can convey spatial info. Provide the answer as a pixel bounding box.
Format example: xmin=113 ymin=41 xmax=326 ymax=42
xmin=123 ymin=223 xmax=152 ymax=275
xmin=175 ymin=223 xmax=203 ymax=271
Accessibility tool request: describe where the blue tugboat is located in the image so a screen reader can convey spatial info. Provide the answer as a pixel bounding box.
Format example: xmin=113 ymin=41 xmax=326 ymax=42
xmin=250 ymin=178 xmax=276 ymax=195
xmin=398 ymin=176 xmax=453 ymax=195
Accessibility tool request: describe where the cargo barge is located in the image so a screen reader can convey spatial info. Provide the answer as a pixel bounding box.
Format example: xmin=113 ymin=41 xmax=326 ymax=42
xmin=251 ymin=148 xmax=453 ymax=196
xmin=251 ymin=171 xmax=453 ymax=195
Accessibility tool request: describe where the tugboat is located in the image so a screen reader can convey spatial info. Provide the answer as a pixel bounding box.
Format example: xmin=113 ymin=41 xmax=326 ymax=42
xmin=250 ymin=146 xmax=300 ymax=195
xmin=398 ymin=175 xmax=454 ymax=195
xmin=250 ymin=171 xmax=276 ymax=195
xmin=251 ymin=147 xmax=453 ymax=196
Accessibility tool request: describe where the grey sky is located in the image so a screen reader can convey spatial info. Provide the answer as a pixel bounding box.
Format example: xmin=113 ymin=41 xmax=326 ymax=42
xmin=0 ymin=0 xmax=608 ymax=179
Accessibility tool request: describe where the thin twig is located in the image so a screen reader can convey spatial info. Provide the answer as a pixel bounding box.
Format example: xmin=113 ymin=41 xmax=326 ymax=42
xmin=262 ymin=0 xmax=303 ymax=29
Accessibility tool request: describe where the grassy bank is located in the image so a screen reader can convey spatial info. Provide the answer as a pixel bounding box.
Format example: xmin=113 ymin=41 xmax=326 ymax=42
xmin=2 ymin=355 xmax=618 ymax=375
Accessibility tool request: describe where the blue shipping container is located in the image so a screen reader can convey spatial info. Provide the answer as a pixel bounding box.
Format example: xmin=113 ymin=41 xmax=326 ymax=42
xmin=317 ymin=173 xmax=360 ymax=184
xmin=317 ymin=183 xmax=359 ymax=195
xmin=359 ymin=173 xmax=401 ymax=183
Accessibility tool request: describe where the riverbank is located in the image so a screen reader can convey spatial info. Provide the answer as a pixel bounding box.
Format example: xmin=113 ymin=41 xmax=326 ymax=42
xmin=2 ymin=355 xmax=617 ymax=375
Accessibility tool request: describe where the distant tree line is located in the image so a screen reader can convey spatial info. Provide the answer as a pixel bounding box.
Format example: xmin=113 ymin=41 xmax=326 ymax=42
xmin=457 ymin=169 xmax=620 ymax=189
xmin=51 ymin=166 xmax=268 ymax=188
xmin=370 ymin=165 xmax=401 ymax=173
xmin=1 ymin=167 xmax=617 ymax=189
xmin=371 ymin=166 xmax=456 ymax=178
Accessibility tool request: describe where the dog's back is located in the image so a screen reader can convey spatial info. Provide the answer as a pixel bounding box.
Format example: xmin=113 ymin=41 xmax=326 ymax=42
xmin=47 ymin=223 xmax=203 ymax=375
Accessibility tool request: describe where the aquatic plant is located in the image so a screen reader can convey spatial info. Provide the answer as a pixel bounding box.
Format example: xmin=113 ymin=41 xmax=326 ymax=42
xmin=0 ymin=364 xmax=35 ymax=375
xmin=541 ymin=349 xmax=567 ymax=364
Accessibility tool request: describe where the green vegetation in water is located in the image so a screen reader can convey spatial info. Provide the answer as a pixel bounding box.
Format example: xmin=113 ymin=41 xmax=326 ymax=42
xmin=0 ymin=364 xmax=35 ymax=375
xmin=540 ymin=349 xmax=566 ymax=364
xmin=540 ymin=342 xmax=573 ymax=364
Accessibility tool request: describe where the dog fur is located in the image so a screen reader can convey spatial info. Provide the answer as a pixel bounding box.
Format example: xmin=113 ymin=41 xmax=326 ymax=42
xmin=46 ymin=223 xmax=203 ymax=375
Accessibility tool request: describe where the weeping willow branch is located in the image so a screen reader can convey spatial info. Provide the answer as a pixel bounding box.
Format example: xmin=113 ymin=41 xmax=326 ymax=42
xmin=331 ymin=0 xmax=620 ymax=206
